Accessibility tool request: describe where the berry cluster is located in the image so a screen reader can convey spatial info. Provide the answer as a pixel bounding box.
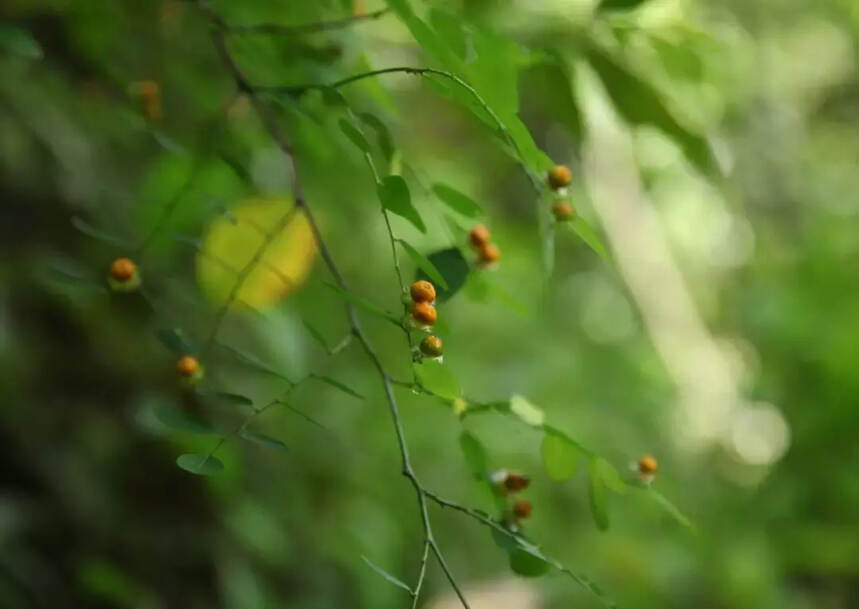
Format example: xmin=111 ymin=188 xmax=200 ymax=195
xmin=491 ymin=469 xmax=533 ymax=528
xmin=409 ymin=280 xmax=444 ymax=361
xmin=468 ymin=224 xmax=500 ymax=267
xmin=547 ymin=165 xmax=575 ymax=223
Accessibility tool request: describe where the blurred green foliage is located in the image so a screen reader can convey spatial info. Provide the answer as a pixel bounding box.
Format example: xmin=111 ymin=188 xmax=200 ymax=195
xmin=1 ymin=0 xmax=859 ymax=608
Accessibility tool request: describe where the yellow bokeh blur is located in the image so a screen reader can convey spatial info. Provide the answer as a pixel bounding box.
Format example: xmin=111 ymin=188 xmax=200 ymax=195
xmin=196 ymin=197 xmax=316 ymax=307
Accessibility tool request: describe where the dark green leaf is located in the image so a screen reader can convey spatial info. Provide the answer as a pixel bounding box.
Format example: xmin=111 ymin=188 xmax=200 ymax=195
xmin=310 ymin=374 xmax=365 ymax=400
xmin=196 ymin=390 xmax=254 ymax=407
xmin=361 ymin=556 xmax=412 ymax=594
xmin=585 ymin=44 xmax=713 ymax=172
xmin=46 ymin=265 xmax=105 ymax=290
xmin=598 ymin=0 xmax=651 ymax=11
xmin=155 ymin=327 xmax=195 ymax=355
xmin=459 ymin=430 xmax=487 ymax=475
xmin=357 ymin=112 xmax=395 ymax=161
xmin=338 ymin=118 xmax=371 ymax=153
xmin=588 ymin=459 xmax=610 ymax=531
xmin=567 ymin=216 xmax=611 ymax=263
xmin=510 ymin=547 xmax=552 ymax=577
xmin=413 ymin=361 xmax=460 ymax=400
xmin=153 ymin=402 xmax=216 ymax=435
xmin=0 ymin=24 xmax=42 ymax=59
xmin=519 ymin=59 xmax=582 ymax=143
xmin=320 ymin=86 xmax=348 ymax=107
xmin=324 ymin=282 xmax=400 ymax=325
xmin=71 ymin=217 xmax=128 ymax=246
xmin=396 ymin=240 xmax=448 ymax=289
xmin=302 ymin=320 xmax=331 ymax=352
xmin=541 ymin=432 xmax=580 ymax=481
xmin=376 ymin=175 xmax=426 ymax=233
xmin=490 ymin=526 xmax=518 ymax=553
xmin=176 ymin=453 xmax=223 ymax=475
xmin=415 ymin=248 xmax=469 ymax=301
xmin=432 ymin=183 xmax=483 ymax=218
xmin=240 ymin=428 xmax=289 ymax=451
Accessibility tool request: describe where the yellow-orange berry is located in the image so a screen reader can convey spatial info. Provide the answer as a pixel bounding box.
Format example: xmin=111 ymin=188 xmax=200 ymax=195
xmin=410 ymin=280 xmax=436 ymax=303
xmin=504 ymin=472 xmax=530 ymax=492
xmin=552 ymin=200 xmax=574 ymax=221
xmin=478 ymin=242 xmax=501 ymax=265
xmin=176 ymin=355 xmax=200 ymax=377
xmin=469 ymin=224 xmax=491 ymax=249
xmin=420 ymin=335 xmax=443 ymax=358
xmin=109 ymin=257 xmax=137 ymax=282
xmin=412 ymin=301 xmax=437 ymax=326
xmin=513 ymin=499 xmax=532 ymax=519
xmin=547 ymin=165 xmax=572 ymax=190
xmin=638 ymin=455 xmax=658 ymax=476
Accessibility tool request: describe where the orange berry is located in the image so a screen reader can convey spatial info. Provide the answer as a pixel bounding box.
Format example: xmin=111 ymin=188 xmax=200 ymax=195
xmin=176 ymin=355 xmax=200 ymax=377
xmin=513 ymin=499 xmax=532 ymax=519
xmin=109 ymin=257 xmax=137 ymax=282
xmin=504 ymin=472 xmax=530 ymax=492
xmin=410 ymin=280 xmax=436 ymax=303
xmin=478 ymin=242 xmax=501 ymax=264
xmin=469 ymin=224 xmax=491 ymax=249
xmin=419 ymin=335 xmax=443 ymax=358
xmin=411 ymin=301 xmax=437 ymax=326
xmin=552 ymin=200 xmax=574 ymax=221
xmin=638 ymin=455 xmax=658 ymax=476
xmin=547 ymin=165 xmax=572 ymax=190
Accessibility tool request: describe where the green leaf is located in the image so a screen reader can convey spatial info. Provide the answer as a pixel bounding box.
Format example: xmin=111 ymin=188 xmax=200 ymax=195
xmin=397 ymin=240 xmax=448 ymax=289
xmin=310 ymin=374 xmax=365 ymax=400
xmin=155 ymin=327 xmax=195 ymax=355
xmin=429 ymin=9 xmax=467 ymax=59
xmin=588 ymin=459 xmax=610 ymax=531
xmin=324 ymin=282 xmax=400 ymax=325
xmin=338 ymin=118 xmax=371 ymax=153
xmin=357 ymin=112 xmax=395 ymax=161
xmin=466 ymin=26 xmax=521 ymax=119
xmin=648 ymin=488 xmax=692 ymax=528
xmin=0 ymin=24 xmax=42 ymax=59
xmin=509 ymin=547 xmax=552 ymax=577
xmin=413 ymin=360 xmax=461 ymax=400
xmin=176 ymin=453 xmax=224 ymax=475
xmin=71 ymin=217 xmax=128 ymax=246
xmin=594 ymin=457 xmax=628 ymax=494
xmin=585 ymin=44 xmax=713 ymax=173
xmin=215 ymin=342 xmax=292 ymax=381
xmin=376 ymin=175 xmax=426 ymax=233
xmin=320 ymin=86 xmax=348 ymax=107
xmin=459 ymin=430 xmax=488 ymax=476
xmin=568 ymin=216 xmax=611 ymax=263
xmin=598 ymin=0 xmax=651 ymax=11
xmin=432 ymin=183 xmax=483 ymax=218
xmin=519 ymin=58 xmax=582 ymax=143
xmin=153 ymin=402 xmax=216 ymax=435
xmin=196 ymin=390 xmax=254 ymax=407
xmin=415 ymin=248 xmax=469 ymax=302
xmin=240 ymin=428 xmax=289 ymax=451
xmin=541 ymin=433 xmax=580 ymax=481
xmin=361 ymin=556 xmax=412 ymax=594
xmin=509 ymin=395 xmax=545 ymax=427
xmin=385 ymin=0 xmax=465 ymax=73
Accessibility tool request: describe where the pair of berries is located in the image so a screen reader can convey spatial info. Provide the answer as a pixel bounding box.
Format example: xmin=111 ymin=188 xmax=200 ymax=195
xmin=468 ymin=224 xmax=501 ymax=266
xmin=547 ymin=165 xmax=575 ymax=222
xmin=109 ymin=257 xmax=141 ymax=291
xmin=492 ymin=470 xmax=533 ymax=521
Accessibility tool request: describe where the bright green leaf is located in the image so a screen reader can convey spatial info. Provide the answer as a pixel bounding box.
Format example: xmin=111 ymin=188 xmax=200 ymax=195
xmin=397 ymin=240 xmax=448 ymax=289
xmin=377 ymin=175 xmax=426 ymax=233
xmin=594 ymin=457 xmax=628 ymax=495
xmin=413 ymin=360 xmax=460 ymax=400
xmin=510 ymin=394 xmax=545 ymax=427
xmin=176 ymin=453 xmax=224 ymax=475
xmin=459 ymin=430 xmax=487 ymax=476
xmin=541 ymin=433 xmax=580 ymax=481
xmin=432 ymin=183 xmax=483 ymax=218
xmin=588 ymin=459 xmax=610 ymax=531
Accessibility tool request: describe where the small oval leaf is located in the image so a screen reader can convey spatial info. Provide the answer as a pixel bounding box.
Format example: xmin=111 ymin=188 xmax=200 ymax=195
xmin=588 ymin=459 xmax=610 ymax=531
xmin=510 ymin=394 xmax=545 ymax=427
xmin=413 ymin=360 xmax=460 ymax=400
xmin=377 ymin=175 xmax=426 ymax=233
xmin=509 ymin=547 xmax=552 ymax=577
xmin=459 ymin=430 xmax=487 ymax=476
xmin=541 ymin=432 xmax=579 ymax=481
xmin=432 ymin=183 xmax=483 ymax=218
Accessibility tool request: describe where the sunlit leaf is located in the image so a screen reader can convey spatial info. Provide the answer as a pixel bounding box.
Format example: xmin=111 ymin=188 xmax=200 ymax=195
xmin=413 ymin=360 xmax=460 ymax=400
xmin=541 ymin=432 xmax=580 ymax=481
xmin=397 ymin=240 xmax=448 ymax=289
xmin=377 ymin=175 xmax=426 ymax=233
xmin=361 ymin=556 xmax=412 ymax=594
xmin=415 ymin=248 xmax=469 ymax=302
xmin=588 ymin=459 xmax=610 ymax=531
xmin=459 ymin=430 xmax=488 ymax=476
xmin=176 ymin=453 xmax=223 ymax=475
xmin=240 ymin=428 xmax=289 ymax=451
xmin=325 ymin=282 xmax=400 ymax=324
xmin=338 ymin=118 xmax=372 ymax=153
xmin=510 ymin=394 xmax=545 ymax=427
xmin=310 ymin=374 xmax=365 ymax=400
xmin=432 ymin=183 xmax=483 ymax=218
